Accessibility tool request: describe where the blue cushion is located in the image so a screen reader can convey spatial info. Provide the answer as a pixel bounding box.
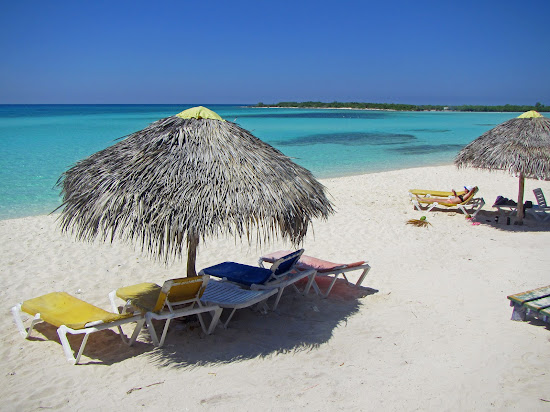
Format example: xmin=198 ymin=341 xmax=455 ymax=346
xmin=202 ymin=262 xmax=273 ymax=287
xmin=271 ymin=249 xmax=304 ymax=276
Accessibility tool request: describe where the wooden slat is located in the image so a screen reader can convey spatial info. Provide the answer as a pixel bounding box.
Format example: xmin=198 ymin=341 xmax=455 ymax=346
xmin=507 ymin=285 xmax=550 ymax=305
xmin=524 ymin=295 xmax=550 ymax=312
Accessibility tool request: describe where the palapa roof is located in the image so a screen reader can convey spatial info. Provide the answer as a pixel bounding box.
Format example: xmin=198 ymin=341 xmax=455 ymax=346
xmin=56 ymin=106 xmax=334 ymax=262
xmin=455 ymin=111 xmax=550 ymax=180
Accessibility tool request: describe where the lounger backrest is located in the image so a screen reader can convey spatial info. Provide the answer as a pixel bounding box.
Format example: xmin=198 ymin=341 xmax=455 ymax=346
xmin=270 ymin=249 xmax=304 ymax=276
xmin=153 ymin=276 xmax=209 ymax=313
xmin=459 ymin=186 xmax=478 ymax=204
xmin=534 ymin=188 xmax=547 ymax=208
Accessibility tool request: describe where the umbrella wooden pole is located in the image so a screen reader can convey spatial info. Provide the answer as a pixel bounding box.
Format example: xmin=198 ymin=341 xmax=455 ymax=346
xmin=186 ymin=235 xmax=198 ymax=277
xmin=517 ymin=173 xmax=525 ymax=223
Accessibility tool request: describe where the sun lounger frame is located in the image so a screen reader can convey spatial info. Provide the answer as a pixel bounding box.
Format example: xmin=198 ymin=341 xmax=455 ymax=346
xmin=507 ymin=285 xmax=550 ymax=324
xmin=12 ymin=301 xmax=145 ymax=365
xmin=408 ymin=188 xmax=485 ymax=217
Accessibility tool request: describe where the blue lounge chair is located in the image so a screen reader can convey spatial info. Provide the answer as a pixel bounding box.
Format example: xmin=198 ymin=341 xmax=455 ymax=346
xmin=200 ymin=280 xmax=279 ymax=328
xmin=200 ymin=249 xmax=317 ymax=310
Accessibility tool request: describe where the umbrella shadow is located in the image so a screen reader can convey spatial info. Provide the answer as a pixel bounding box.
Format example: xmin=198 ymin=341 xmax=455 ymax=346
xmin=473 ymin=210 xmax=550 ymax=232
xmin=146 ymin=282 xmax=378 ymax=369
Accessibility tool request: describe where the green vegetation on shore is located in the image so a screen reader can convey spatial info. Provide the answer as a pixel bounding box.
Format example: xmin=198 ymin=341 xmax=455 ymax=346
xmin=254 ymin=101 xmax=549 ymax=112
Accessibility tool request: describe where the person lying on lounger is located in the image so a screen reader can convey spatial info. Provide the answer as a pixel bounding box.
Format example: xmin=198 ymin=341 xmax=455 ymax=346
xmin=416 ymin=186 xmax=476 ymax=204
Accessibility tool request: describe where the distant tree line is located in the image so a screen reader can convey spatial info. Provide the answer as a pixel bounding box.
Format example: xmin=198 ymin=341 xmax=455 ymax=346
xmin=254 ymin=101 xmax=549 ymax=112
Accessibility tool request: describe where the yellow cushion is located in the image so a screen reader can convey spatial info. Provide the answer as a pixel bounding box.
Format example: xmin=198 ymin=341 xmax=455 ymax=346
xmin=409 ymin=189 xmax=466 ymax=197
xmin=21 ymin=292 xmax=132 ymax=330
xmin=116 ymin=277 xmax=206 ymax=313
xmin=116 ymin=283 xmax=162 ymax=312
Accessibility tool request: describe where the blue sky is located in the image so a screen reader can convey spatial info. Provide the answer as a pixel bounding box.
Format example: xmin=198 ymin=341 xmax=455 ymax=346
xmin=1 ymin=0 xmax=549 ymax=105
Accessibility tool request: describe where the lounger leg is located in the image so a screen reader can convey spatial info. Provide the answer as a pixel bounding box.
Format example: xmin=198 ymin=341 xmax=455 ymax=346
xmin=125 ymin=319 xmax=145 ymax=346
xmin=510 ymin=303 xmax=527 ymax=321
xmin=427 ymin=202 xmax=438 ymax=213
xmin=222 ymin=309 xmax=237 ymax=328
xmin=303 ymin=272 xmax=318 ymax=295
xmin=158 ymin=318 xmax=172 ymax=347
xmin=271 ymin=288 xmax=285 ymax=310
xmin=74 ymin=333 xmax=91 ymax=365
xmin=471 ymin=199 xmax=485 ymax=218
xmin=144 ymin=314 xmax=163 ymax=347
xmin=320 ymin=275 xmax=341 ymax=298
xmin=310 ymin=281 xmax=321 ymax=296
xmin=355 ymin=265 xmax=371 ymax=288
xmin=196 ymin=312 xmax=207 ymax=334
xmin=207 ymin=307 xmax=223 ymax=334
xmin=57 ymin=325 xmax=80 ymax=365
xmin=11 ymin=304 xmax=41 ymax=338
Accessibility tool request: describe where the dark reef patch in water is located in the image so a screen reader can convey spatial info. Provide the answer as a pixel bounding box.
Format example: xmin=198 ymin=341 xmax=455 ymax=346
xmin=387 ymin=144 xmax=464 ymax=154
xmin=406 ymin=128 xmax=451 ymax=133
xmin=274 ymin=132 xmax=417 ymax=146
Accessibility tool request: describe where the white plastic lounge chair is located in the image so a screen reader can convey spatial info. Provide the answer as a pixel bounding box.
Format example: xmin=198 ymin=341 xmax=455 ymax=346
xmin=199 ymin=249 xmax=317 ymax=310
xmin=12 ymin=292 xmax=146 ymax=364
xmin=409 ymin=187 xmax=485 ymax=217
xmin=259 ymin=250 xmax=371 ymax=298
xmin=200 ymin=280 xmax=279 ymax=328
xmin=109 ymin=276 xmax=222 ymax=347
xmin=531 ymin=188 xmax=550 ymax=222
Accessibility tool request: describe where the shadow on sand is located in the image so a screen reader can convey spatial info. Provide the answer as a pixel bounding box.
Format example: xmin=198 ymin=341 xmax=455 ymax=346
xmin=473 ymin=209 xmax=550 ymax=232
xmin=25 ymin=278 xmax=378 ymax=367
xmin=30 ymin=322 xmax=151 ymax=366
xmin=146 ymin=278 xmax=378 ymax=368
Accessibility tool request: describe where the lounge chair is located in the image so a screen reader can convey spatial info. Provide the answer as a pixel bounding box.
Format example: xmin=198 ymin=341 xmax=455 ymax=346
xmin=409 ymin=186 xmax=485 ymax=217
xmin=199 ymin=249 xmax=317 ymax=310
xmin=109 ymin=276 xmax=222 ymax=347
xmin=492 ymin=196 xmax=520 ymax=216
xmin=531 ymin=188 xmax=550 ymax=222
xmin=508 ymin=285 xmax=550 ymax=324
xmin=259 ymin=250 xmax=370 ymax=298
xmin=200 ymin=280 xmax=280 ymax=328
xmin=12 ymin=292 xmax=146 ymax=364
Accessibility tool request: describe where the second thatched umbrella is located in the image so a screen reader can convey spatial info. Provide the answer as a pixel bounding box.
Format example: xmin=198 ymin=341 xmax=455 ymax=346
xmin=56 ymin=106 xmax=334 ymax=276
xmin=455 ymin=110 xmax=550 ymax=223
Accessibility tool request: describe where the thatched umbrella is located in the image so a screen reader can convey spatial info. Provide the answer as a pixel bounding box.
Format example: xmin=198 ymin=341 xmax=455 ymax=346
xmin=455 ymin=110 xmax=550 ymax=223
xmin=56 ymin=106 xmax=334 ymax=276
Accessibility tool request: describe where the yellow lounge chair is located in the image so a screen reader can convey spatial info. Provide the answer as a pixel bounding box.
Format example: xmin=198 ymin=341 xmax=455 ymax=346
xmin=409 ymin=186 xmax=485 ymax=217
xmin=12 ymin=292 xmax=145 ymax=364
xmin=109 ymin=275 xmax=222 ymax=347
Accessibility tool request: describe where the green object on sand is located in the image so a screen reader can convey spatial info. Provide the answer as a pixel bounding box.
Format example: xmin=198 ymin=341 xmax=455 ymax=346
xmin=420 ymin=216 xmax=426 ymax=220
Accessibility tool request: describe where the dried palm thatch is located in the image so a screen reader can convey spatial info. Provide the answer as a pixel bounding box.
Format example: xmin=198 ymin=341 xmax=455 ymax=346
xmin=406 ymin=217 xmax=431 ymax=227
xmin=455 ymin=111 xmax=550 ymax=223
xmin=56 ymin=107 xmax=334 ymax=276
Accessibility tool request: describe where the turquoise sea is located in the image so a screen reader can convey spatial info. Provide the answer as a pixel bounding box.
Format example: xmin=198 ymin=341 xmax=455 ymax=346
xmin=0 ymin=104 xmax=519 ymax=220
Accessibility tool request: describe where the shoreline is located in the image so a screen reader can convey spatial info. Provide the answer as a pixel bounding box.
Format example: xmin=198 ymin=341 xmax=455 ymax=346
xmin=250 ymin=105 xmax=537 ymax=114
xmin=0 ymin=162 xmax=456 ymax=222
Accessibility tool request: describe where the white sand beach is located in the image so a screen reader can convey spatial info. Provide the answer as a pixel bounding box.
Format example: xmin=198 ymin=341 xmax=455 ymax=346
xmin=1 ymin=165 xmax=549 ymax=411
